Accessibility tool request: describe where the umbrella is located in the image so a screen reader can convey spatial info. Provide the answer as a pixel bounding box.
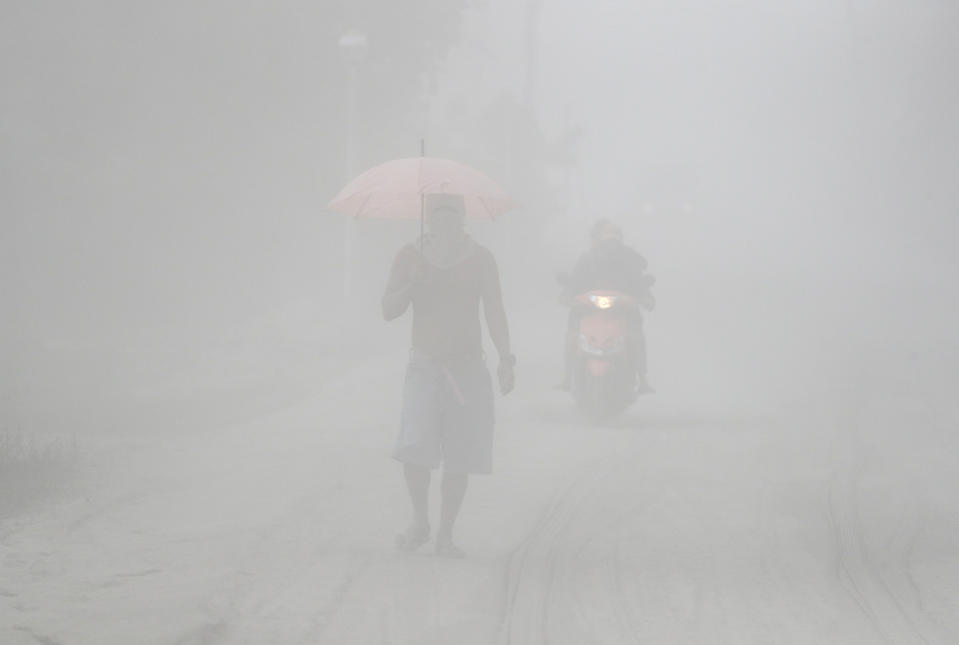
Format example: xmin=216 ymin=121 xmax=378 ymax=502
xmin=327 ymin=156 xmax=513 ymax=221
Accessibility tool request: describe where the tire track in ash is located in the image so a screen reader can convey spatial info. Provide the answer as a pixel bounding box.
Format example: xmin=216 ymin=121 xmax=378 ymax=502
xmin=826 ymin=396 xmax=934 ymax=645
xmin=607 ymin=531 xmax=646 ymax=643
xmin=497 ymin=456 xmax=644 ymax=645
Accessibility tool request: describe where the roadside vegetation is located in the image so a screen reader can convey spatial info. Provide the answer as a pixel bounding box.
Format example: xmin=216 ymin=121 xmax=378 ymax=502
xmin=0 ymin=431 xmax=78 ymax=518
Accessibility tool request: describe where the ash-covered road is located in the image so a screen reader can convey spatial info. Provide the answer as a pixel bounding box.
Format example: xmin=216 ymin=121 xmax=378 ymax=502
xmin=2 ymin=336 xmax=958 ymax=645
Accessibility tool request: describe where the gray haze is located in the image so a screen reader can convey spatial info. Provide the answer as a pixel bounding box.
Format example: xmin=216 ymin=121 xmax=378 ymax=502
xmin=3 ymin=1 xmax=959 ymax=643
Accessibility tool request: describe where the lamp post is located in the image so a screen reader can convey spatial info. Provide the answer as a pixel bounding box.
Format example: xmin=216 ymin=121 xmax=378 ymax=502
xmin=338 ymin=29 xmax=368 ymax=297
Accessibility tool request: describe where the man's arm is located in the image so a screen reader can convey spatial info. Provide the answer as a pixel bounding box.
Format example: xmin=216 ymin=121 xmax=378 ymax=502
xmin=628 ymin=248 xmax=655 ymax=310
xmin=481 ymin=250 xmax=514 ymax=395
xmin=633 ymin=250 xmax=648 ymax=274
xmin=564 ymin=252 xmax=593 ymax=300
xmin=381 ymin=246 xmax=418 ymax=321
xmin=481 ymin=250 xmax=511 ymax=360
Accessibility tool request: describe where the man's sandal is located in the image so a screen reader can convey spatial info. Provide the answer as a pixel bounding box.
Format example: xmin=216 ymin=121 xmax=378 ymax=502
xmin=395 ymin=524 xmax=430 ymax=552
xmin=434 ymin=537 xmax=466 ymax=558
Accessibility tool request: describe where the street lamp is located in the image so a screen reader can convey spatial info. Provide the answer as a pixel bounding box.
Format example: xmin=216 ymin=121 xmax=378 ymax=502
xmin=338 ymin=29 xmax=368 ymax=298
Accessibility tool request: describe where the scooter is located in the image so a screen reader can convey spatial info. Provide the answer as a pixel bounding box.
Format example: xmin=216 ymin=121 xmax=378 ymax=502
xmin=570 ymin=289 xmax=641 ymax=421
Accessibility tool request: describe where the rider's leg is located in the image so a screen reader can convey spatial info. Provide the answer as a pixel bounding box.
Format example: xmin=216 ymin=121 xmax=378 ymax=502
xmin=557 ymin=310 xmax=580 ymax=390
xmin=636 ymin=330 xmax=652 ymax=391
xmin=628 ymin=315 xmax=653 ymax=393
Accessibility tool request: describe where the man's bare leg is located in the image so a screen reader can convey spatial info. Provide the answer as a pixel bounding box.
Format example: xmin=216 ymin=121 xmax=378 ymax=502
xmin=397 ymin=464 xmax=431 ymax=550
xmin=436 ymin=472 xmax=468 ymax=557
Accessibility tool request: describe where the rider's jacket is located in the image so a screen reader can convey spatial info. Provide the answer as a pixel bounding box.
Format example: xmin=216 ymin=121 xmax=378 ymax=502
xmin=565 ymin=239 xmax=651 ymax=299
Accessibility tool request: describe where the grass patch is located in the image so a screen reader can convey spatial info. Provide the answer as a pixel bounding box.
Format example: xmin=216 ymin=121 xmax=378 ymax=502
xmin=0 ymin=431 xmax=79 ymax=518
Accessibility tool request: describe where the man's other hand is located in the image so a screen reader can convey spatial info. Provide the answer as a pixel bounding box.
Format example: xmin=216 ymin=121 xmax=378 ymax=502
xmin=405 ymin=260 xmax=429 ymax=297
xmin=409 ymin=260 xmax=426 ymax=286
xmin=497 ymin=358 xmax=515 ymax=395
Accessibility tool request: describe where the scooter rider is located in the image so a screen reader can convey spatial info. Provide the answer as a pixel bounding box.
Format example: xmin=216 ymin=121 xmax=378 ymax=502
xmin=557 ymin=219 xmax=655 ymax=393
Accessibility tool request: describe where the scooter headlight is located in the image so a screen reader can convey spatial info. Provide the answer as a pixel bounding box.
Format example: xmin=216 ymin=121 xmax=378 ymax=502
xmin=589 ymin=294 xmax=617 ymax=309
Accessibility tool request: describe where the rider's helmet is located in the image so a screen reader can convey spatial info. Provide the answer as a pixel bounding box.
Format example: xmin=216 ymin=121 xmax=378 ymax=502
xmin=590 ymin=219 xmax=623 ymax=245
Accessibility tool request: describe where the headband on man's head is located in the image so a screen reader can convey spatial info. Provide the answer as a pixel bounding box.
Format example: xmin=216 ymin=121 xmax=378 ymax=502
xmin=591 ymin=218 xmax=623 ymax=242
xmin=429 ymin=206 xmax=465 ymax=219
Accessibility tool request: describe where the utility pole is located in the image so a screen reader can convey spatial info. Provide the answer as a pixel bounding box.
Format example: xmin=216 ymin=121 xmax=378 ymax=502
xmin=338 ymin=29 xmax=368 ymax=298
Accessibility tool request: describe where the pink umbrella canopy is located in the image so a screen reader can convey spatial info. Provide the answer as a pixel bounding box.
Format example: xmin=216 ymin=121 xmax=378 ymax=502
xmin=327 ymin=157 xmax=513 ymax=220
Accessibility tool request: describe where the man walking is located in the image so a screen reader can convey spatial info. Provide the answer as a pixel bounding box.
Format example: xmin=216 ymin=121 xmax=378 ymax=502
xmin=382 ymin=193 xmax=514 ymax=558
